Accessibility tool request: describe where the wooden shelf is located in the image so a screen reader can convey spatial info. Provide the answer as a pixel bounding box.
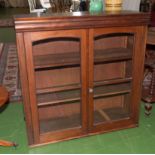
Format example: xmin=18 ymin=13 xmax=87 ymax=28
xmin=34 ymin=48 xmax=132 ymax=70
xmin=37 ymin=81 xmax=131 ymax=107
xmin=94 ymin=77 xmax=132 ymax=87
xmin=94 ymin=48 xmax=132 ymax=63
xmin=37 ymin=83 xmax=81 ymax=94
xmin=94 ymin=107 xmax=130 ymax=124
xmin=34 ymin=52 xmax=80 ymax=70
xmin=40 ymin=111 xmax=81 ymax=134
xmin=37 ymin=89 xmax=80 ymax=107
xmin=36 ymin=78 xmax=132 ymax=95
xmin=94 ymin=82 xmax=131 ymax=99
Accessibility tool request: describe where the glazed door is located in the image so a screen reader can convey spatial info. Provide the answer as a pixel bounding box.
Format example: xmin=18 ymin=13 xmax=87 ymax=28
xmin=88 ymin=27 xmax=146 ymax=132
xmin=23 ymin=29 xmax=88 ymax=145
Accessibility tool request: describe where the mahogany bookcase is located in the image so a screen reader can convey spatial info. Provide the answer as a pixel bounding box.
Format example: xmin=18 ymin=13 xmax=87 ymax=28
xmin=14 ymin=11 xmax=149 ymax=146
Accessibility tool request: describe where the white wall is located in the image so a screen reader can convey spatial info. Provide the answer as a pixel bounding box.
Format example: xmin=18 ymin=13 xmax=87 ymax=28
xmin=122 ymin=0 xmax=141 ymax=11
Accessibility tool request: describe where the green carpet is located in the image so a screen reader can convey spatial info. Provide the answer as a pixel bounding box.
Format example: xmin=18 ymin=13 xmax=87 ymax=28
xmin=0 ymin=28 xmax=15 ymax=43
xmin=0 ymin=102 xmax=155 ymax=154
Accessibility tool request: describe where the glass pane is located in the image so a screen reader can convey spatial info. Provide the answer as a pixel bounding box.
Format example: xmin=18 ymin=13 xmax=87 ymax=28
xmin=93 ymin=33 xmax=134 ymax=125
xmin=32 ymin=37 xmax=82 ymax=133
xmin=93 ymin=84 xmax=131 ymax=124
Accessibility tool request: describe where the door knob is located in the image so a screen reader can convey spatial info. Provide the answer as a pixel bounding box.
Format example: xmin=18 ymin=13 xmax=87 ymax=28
xmin=89 ymin=88 xmax=93 ymax=93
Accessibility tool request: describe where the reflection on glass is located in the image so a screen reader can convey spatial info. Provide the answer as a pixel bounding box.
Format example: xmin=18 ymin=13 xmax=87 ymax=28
xmin=47 ymin=0 xmax=87 ymax=13
xmin=93 ymin=33 xmax=134 ymax=125
xmin=32 ymin=37 xmax=82 ymax=133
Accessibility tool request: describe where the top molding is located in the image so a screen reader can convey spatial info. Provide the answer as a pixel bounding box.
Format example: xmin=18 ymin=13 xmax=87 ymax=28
xmin=14 ymin=11 xmax=150 ymax=32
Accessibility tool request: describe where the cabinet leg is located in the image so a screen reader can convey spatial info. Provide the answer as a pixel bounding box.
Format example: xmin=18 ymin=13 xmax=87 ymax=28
xmin=145 ymin=102 xmax=152 ymax=116
xmin=144 ymin=67 xmax=155 ymax=116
